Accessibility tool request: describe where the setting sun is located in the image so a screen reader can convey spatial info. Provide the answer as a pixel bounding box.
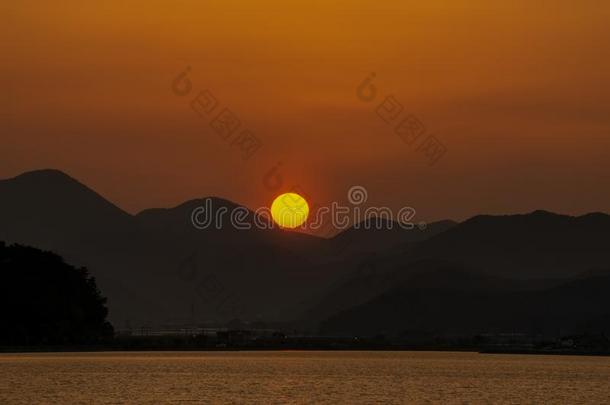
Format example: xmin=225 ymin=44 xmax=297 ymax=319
xmin=270 ymin=193 xmax=309 ymax=229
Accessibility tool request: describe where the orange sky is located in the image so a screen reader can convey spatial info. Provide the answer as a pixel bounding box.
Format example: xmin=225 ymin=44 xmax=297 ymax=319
xmin=2 ymin=1 xmax=610 ymax=223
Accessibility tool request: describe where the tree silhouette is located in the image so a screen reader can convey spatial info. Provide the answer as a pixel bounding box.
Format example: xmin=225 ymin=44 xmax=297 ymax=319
xmin=0 ymin=242 xmax=113 ymax=345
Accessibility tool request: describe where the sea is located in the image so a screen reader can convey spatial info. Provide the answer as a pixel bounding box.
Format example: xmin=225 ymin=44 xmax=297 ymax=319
xmin=1 ymin=351 xmax=609 ymax=403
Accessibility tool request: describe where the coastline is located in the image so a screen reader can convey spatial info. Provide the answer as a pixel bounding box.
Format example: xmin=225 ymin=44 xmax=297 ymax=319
xmin=2 ymin=343 xmax=609 ymax=357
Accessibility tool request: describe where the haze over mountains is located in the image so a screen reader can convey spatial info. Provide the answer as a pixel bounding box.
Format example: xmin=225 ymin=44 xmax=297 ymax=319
xmin=1 ymin=169 xmax=609 ymax=337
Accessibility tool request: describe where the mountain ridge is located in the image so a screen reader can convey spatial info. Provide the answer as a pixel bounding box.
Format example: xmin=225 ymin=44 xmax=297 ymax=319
xmin=2 ymin=168 xmax=609 ymax=330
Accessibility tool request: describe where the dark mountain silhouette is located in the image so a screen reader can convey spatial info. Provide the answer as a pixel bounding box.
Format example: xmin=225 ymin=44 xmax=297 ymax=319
xmin=2 ymin=169 xmax=610 ymax=335
xmin=293 ymin=221 xmax=459 ymax=324
xmin=136 ymin=197 xmax=330 ymax=264
xmin=329 ymin=218 xmax=456 ymax=257
xmin=0 ymin=170 xmax=353 ymax=326
xmin=0 ymin=169 xmax=133 ymax=251
xmin=0 ymin=242 xmax=113 ymax=345
xmin=301 ymin=257 xmax=562 ymax=326
xmin=320 ymin=267 xmax=610 ymax=338
xmin=301 ymin=211 xmax=610 ymax=326
xmin=0 ymin=170 xmax=167 ymax=326
xmin=411 ymin=210 xmax=610 ymax=279
xmin=132 ymin=197 xmax=340 ymax=324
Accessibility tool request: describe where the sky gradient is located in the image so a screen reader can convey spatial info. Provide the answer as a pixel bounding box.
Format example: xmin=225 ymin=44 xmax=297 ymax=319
xmin=3 ymin=1 xmax=610 ymax=224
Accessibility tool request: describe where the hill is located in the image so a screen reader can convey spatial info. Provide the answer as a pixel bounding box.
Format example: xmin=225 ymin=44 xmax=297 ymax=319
xmin=0 ymin=242 xmax=113 ymax=345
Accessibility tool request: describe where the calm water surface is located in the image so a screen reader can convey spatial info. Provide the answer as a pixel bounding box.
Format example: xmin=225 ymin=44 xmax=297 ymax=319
xmin=1 ymin=351 xmax=609 ymax=404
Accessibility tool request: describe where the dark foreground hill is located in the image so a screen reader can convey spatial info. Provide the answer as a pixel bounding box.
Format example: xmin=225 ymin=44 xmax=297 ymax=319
xmin=0 ymin=242 xmax=113 ymax=345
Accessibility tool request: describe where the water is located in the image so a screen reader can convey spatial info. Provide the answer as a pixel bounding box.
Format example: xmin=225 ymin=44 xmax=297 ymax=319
xmin=1 ymin=351 xmax=609 ymax=403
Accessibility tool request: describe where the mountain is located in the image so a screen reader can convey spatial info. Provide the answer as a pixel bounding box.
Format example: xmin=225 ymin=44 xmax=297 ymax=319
xmin=131 ymin=197 xmax=341 ymax=324
xmin=0 ymin=170 xmax=183 ymax=325
xmin=3 ymin=169 xmax=609 ymax=334
xmin=320 ymin=268 xmax=610 ymax=338
xmin=0 ymin=170 xmax=354 ymax=327
xmin=329 ymin=218 xmax=456 ymax=257
xmin=411 ymin=210 xmax=610 ymax=279
xmin=0 ymin=169 xmax=133 ymax=251
xmin=301 ymin=210 xmax=610 ymax=327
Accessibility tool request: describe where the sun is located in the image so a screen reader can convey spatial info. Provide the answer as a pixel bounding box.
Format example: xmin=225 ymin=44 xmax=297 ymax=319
xmin=270 ymin=193 xmax=310 ymax=229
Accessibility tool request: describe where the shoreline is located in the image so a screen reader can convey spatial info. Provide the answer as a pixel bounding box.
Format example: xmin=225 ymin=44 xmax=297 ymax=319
xmin=2 ymin=345 xmax=609 ymax=357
